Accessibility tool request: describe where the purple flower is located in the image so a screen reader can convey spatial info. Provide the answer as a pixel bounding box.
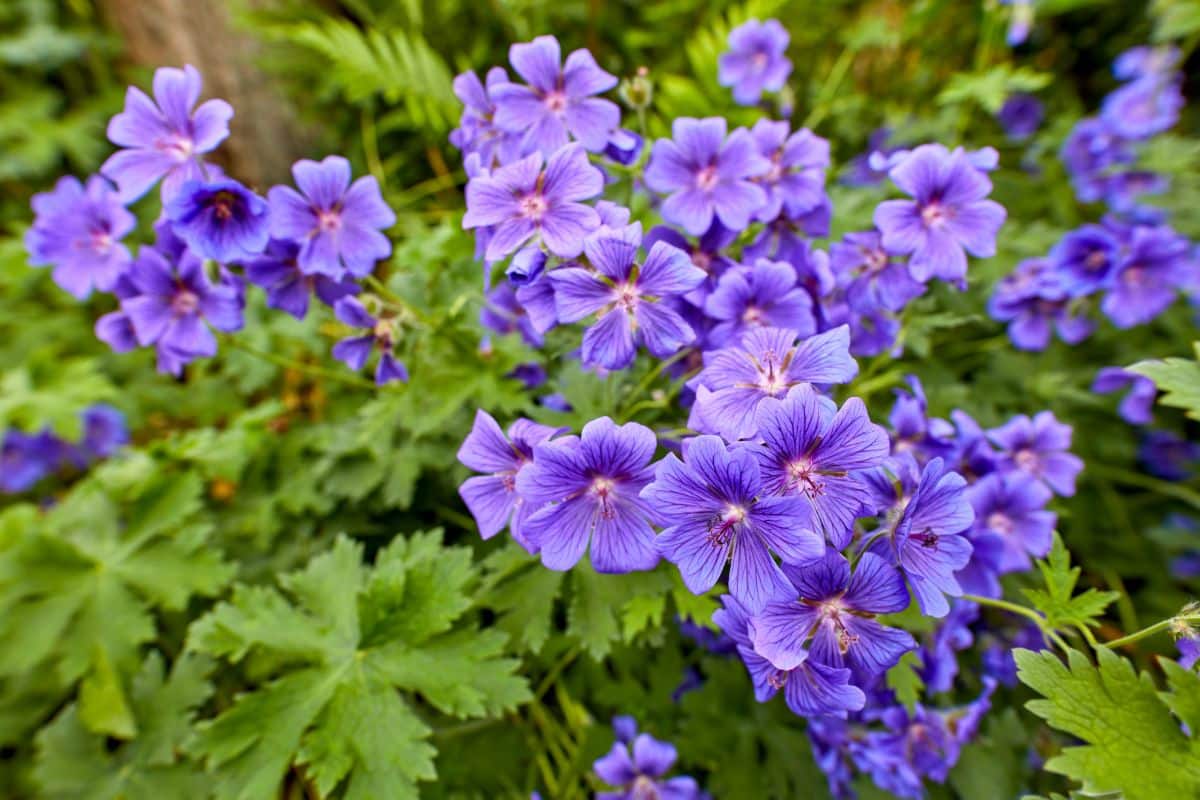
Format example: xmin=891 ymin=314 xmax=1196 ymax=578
xmin=717 ymin=19 xmax=792 ymax=105
xmin=1114 ymin=46 xmax=1181 ymax=82
xmin=1104 ymin=170 xmax=1169 ymax=215
xmin=480 ymin=282 xmax=544 ymax=348
xmin=830 ymin=230 xmax=925 ymax=313
xmin=715 ymin=593 xmax=864 ymax=717
xmin=644 ymin=435 xmax=823 ymax=613
xmin=997 ymin=93 xmax=1043 ymax=140
xmin=704 ymin=258 xmax=815 ymax=345
xmin=752 ymin=550 xmax=915 ymax=682
xmin=457 ymin=410 xmax=562 ymax=552
xmin=688 ymin=325 xmax=857 ymax=441
xmin=1101 ymin=77 xmax=1184 ymax=141
xmin=1092 ymin=367 xmax=1156 ymax=425
xmin=165 ymin=178 xmax=269 ymax=262
xmin=1060 ymin=118 xmax=1134 ymax=202
xmin=120 ymin=247 xmax=243 ymax=374
xmin=548 ymin=235 xmax=705 ymax=370
xmin=26 ymin=175 xmax=135 ymax=300
xmin=644 ymin=117 xmax=769 ymax=236
xmin=753 ymin=385 xmax=890 ymax=548
xmin=1 ymin=431 xmax=53 ymax=493
xmin=516 ymin=417 xmax=660 ymax=573
xmin=874 ymin=144 xmax=1006 ymax=285
xmin=918 ymin=600 xmax=979 ymax=692
xmin=886 ymin=457 xmax=974 ymax=618
xmin=79 ymin=404 xmax=128 ymax=461
xmin=1050 ymin=224 xmax=1120 ymax=297
xmin=330 ymin=297 xmax=408 ymax=385
xmin=988 ymin=258 xmax=1093 ymax=351
xmin=1101 ymin=225 xmax=1190 ymax=328
xmin=1004 ymin=0 xmax=1034 ymax=46
xmin=268 ymin=156 xmax=395 ymax=279
xmin=967 ymin=472 xmax=1055 ymax=574
xmin=988 ymin=411 xmax=1083 ymax=496
xmin=749 ymin=120 xmax=829 ymax=222
xmin=489 ymin=36 xmax=619 ymax=156
xmin=450 ymin=67 xmax=524 ymax=167
xmin=1140 ymin=430 xmax=1200 ymax=481
xmin=102 ymin=65 xmax=233 ymax=203
xmin=603 ymin=128 xmax=643 ymax=166
xmin=841 ymin=127 xmax=897 ymax=187
xmin=593 ymin=728 xmax=703 ymax=800
xmin=643 ymin=222 xmax=738 ymax=307
xmin=243 ymin=239 xmax=359 ymax=320
xmin=463 ymin=143 xmax=603 ymax=260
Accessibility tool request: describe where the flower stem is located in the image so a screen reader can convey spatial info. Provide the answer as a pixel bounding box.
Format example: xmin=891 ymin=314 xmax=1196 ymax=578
xmin=1103 ymin=618 xmax=1175 ymax=650
xmin=222 ymin=337 xmax=377 ymax=390
xmin=961 ymin=593 xmax=1070 ymax=652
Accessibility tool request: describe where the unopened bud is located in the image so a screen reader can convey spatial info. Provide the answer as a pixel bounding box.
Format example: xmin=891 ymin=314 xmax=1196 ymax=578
xmin=620 ymin=67 xmax=653 ymax=110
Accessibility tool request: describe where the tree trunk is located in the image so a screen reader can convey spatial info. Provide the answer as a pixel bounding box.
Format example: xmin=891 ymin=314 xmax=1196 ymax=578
xmin=97 ymin=0 xmax=308 ymax=190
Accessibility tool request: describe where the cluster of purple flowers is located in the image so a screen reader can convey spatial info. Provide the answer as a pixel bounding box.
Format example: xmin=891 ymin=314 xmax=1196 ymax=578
xmin=26 ymin=66 xmax=402 ymax=384
xmin=592 ymin=716 xmax=707 ymax=800
xmin=454 ymin=32 xmax=1006 ymax=372
xmin=1 ymin=405 xmax=127 ymax=494
xmin=989 ymin=46 xmax=1195 ymax=353
xmin=449 ymin=22 xmax=1073 ymax=800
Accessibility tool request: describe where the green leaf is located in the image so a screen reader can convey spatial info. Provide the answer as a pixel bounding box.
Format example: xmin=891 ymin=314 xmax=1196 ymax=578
xmin=187 ymin=533 xmax=529 ymax=799
xmin=936 ymin=65 xmax=1052 ymax=113
xmin=1022 ymin=534 xmax=1118 ymax=631
xmin=1015 ymin=647 xmax=1200 ymax=799
xmin=567 ymin=566 xmax=671 ymax=660
xmin=885 ymin=651 xmax=924 ymax=711
xmin=1128 ymin=342 xmax=1200 ymax=420
xmin=33 ymin=652 xmax=213 ymax=800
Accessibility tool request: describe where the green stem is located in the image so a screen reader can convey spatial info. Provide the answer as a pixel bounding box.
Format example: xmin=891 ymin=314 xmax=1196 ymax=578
xmin=222 ymin=338 xmax=377 ymax=390
xmin=1085 ymin=464 xmax=1200 ymax=510
xmin=961 ymin=593 xmax=1070 ymax=652
xmin=535 ymin=646 xmax=581 ymax=700
xmin=361 ymin=107 xmax=386 ymax=188
xmin=803 ymin=44 xmax=855 ymax=130
xmin=1104 ymin=618 xmax=1174 ymax=650
xmin=618 ymin=350 xmax=691 ymax=421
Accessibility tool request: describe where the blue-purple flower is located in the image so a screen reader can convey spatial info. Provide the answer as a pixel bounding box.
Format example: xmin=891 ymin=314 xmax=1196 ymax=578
xmin=268 ymin=156 xmax=395 ymax=279
xmin=548 ymin=235 xmax=705 ymax=370
xmin=165 ymin=178 xmax=270 ymax=262
xmin=718 ymin=19 xmax=792 ymax=105
xmin=643 ymin=223 xmax=737 ymax=307
xmin=688 ymin=325 xmax=857 ymax=441
xmin=1101 ymin=77 xmax=1184 ymax=141
xmin=450 ymin=67 xmax=523 ymax=167
xmin=830 ymin=230 xmax=925 ymax=313
xmin=749 ymin=120 xmax=829 ymax=222
xmin=644 ymin=117 xmax=769 ymax=236
xmin=752 ymin=549 xmax=915 ymax=679
xmin=645 ymin=435 xmax=823 ymax=613
xmin=1050 ymin=224 xmax=1120 ymax=297
xmin=1100 ymin=224 xmax=1190 ymax=328
xmin=516 ymin=417 xmax=660 ymax=573
xmin=102 ymin=64 xmax=233 ymax=202
xmin=704 ymin=258 xmax=815 ymax=345
xmin=1092 ymin=367 xmax=1156 ymax=425
xmin=26 ymin=175 xmax=135 ymax=299
xmin=490 ymin=36 xmax=620 ymax=156
xmin=457 ymin=410 xmax=562 ymax=553
xmin=243 ymin=239 xmax=359 ymax=319
xmin=996 ymin=93 xmax=1043 ymax=140
xmin=79 ymin=404 xmax=129 ymax=462
xmin=330 ymin=297 xmax=408 ymax=385
xmin=967 ymin=472 xmax=1055 ymax=574
xmin=987 ymin=258 xmax=1093 ymax=351
xmin=593 ymin=719 xmax=704 ymax=800
xmin=885 ymin=457 xmax=974 ymax=618
xmin=120 ymin=246 xmax=244 ymax=375
xmin=874 ymin=144 xmax=1006 ymax=284
xmin=753 ymin=385 xmax=889 ymax=548
xmin=463 ymin=143 xmax=603 ymax=260
xmin=988 ymin=411 xmax=1082 ymax=497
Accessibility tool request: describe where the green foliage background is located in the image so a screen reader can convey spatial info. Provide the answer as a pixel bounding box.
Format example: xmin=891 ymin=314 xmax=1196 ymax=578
xmin=3 ymin=0 xmax=1200 ymax=797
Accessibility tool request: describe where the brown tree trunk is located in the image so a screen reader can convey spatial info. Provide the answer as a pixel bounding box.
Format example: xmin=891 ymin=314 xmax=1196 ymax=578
xmin=97 ymin=0 xmax=308 ymax=190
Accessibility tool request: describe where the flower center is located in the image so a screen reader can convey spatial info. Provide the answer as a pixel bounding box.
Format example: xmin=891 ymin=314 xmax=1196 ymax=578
xmin=631 ymin=776 xmax=660 ymax=800
xmin=695 ymin=165 xmax=720 ymax=192
xmin=742 ymin=305 xmax=765 ymax=325
xmin=616 ymin=282 xmax=640 ymax=310
xmin=920 ymin=201 xmax=948 ymax=228
xmin=864 ymin=247 xmax=889 ymax=274
xmin=706 ymin=504 xmax=746 ymax=547
xmin=318 ymin=209 xmax=342 ymax=233
xmin=171 ymin=289 xmax=199 ymax=316
xmin=543 ymin=90 xmax=568 ymax=113
xmin=987 ymin=511 xmax=1014 ymax=536
xmin=787 ymin=458 xmax=824 ymax=498
xmin=373 ymin=319 xmax=393 ymax=347
xmin=210 ymin=190 xmax=237 ymax=221
xmin=767 ymin=669 xmax=788 ymax=689
xmin=752 ymin=51 xmax=770 ymax=69
xmin=764 ymin=154 xmax=785 ymax=183
xmin=591 ymin=476 xmax=618 ymax=519
xmin=691 ymin=250 xmax=712 ymax=272
xmin=1014 ymin=448 xmax=1041 ymax=473
xmin=157 ymin=134 xmax=194 ymax=161
xmin=914 ymin=528 xmax=940 ymax=549
xmin=90 ymin=230 xmax=113 ymax=255
xmin=1084 ymin=249 xmax=1108 ymax=270
xmin=519 ymin=193 xmax=549 ymax=221
xmin=1123 ymin=265 xmax=1145 ymax=286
